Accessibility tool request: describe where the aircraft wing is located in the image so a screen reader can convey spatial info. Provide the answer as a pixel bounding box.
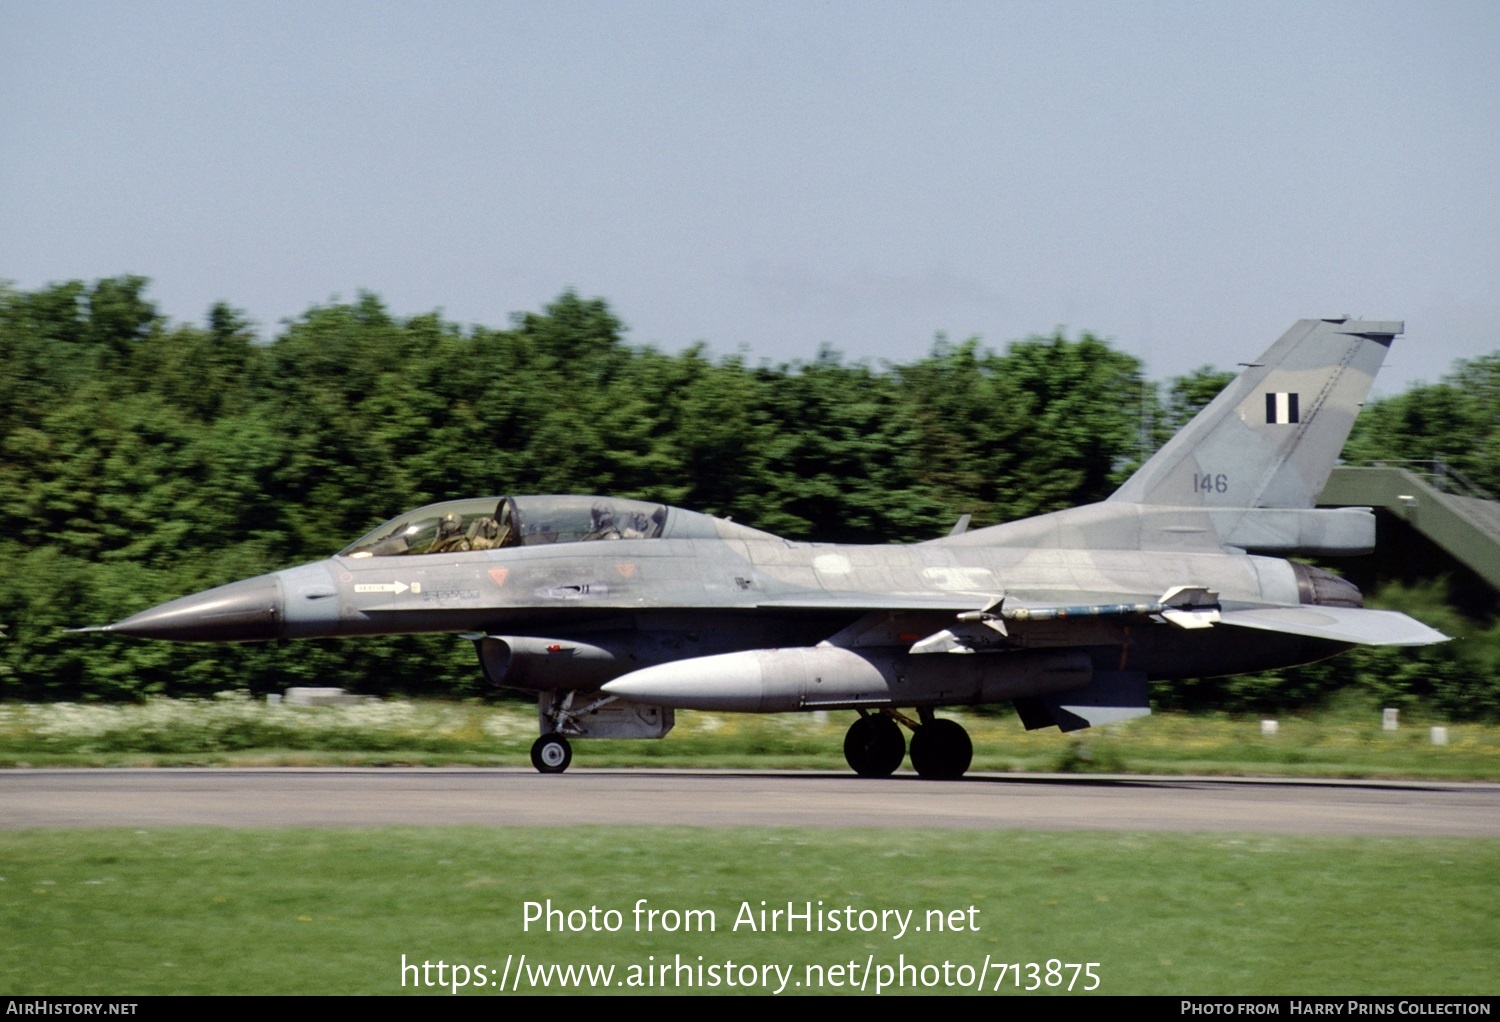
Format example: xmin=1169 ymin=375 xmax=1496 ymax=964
xmin=765 ymin=587 xmax=1447 ymax=652
xmin=1218 ymin=606 xmax=1449 ymax=646
xmin=757 ymin=587 xmax=1169 ymax=613
xmin=756 ymin=593 xmax=992 ymax=612
xmin=760 ymin=586 xmax=1227 ymax=653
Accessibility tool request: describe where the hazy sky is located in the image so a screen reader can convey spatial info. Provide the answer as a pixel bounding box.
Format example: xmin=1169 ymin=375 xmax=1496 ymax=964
xmin=5 ymin=1 xmax=1497 ymax=392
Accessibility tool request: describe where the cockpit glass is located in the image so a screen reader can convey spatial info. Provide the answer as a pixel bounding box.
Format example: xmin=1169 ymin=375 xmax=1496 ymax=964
xmin=339 ymin=496 xmax=668 ymax=557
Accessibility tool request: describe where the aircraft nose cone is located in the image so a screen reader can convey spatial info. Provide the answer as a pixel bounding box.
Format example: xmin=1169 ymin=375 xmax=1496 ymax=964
xmin=103 ymin=574 xmax=284 ymax=642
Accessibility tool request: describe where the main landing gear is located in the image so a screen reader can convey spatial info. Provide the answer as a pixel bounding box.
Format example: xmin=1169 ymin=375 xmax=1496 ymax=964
xmin=842 ymin=709 xmax=973 ymax=780
xmin=843 ymin=713 xmax=906 ymax=777
xmin=909 ymin=713 xmax=973 ymax=781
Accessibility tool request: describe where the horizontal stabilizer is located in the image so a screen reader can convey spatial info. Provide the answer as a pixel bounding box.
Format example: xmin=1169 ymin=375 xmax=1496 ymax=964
xmin=1219 ymin=606 xmax=1449 ymax=646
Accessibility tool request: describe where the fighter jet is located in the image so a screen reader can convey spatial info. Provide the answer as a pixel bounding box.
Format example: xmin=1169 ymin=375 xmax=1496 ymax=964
xmin=79 ymin=318 xmax=1446 ymax=777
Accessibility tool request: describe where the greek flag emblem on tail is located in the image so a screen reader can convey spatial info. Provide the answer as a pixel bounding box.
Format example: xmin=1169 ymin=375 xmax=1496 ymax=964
xmin=1266 ymin=392 xmax=1299 ymax=424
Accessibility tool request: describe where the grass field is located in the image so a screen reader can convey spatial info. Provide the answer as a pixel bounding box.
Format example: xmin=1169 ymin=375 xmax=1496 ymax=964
xmin=5 ymin=698 xmax=1495 ymax=996
xmin=3 ymin=827 xmax=1496 ymax=995
xmin=3 ymin=694 xmax=1498 ymax=779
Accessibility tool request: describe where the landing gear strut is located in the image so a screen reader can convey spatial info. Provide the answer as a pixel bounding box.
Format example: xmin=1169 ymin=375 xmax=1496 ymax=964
xmin=530 ymin=689 xmax=619 ymax=774
xmin=843 ymin=712 xmax=906 ymax=777
xmin=531 ymin=733 xmax=572 ymax=774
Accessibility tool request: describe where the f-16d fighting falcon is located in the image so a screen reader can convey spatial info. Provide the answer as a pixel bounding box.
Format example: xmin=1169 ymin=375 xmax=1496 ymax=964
xmin=79 ymin=318 xmax=1446 ymax=777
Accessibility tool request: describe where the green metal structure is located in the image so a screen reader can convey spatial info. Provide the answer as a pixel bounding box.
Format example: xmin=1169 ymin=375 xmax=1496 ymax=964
xmin=1320 ymin=464 xmax=1500 ymax=593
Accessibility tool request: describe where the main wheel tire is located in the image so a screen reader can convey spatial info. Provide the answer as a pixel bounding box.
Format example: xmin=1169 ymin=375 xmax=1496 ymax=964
xmin=843 ymin=715 xmax=906 ymax=778
xmin=909 ymin=718 xmax=973 ymax=780
xmin=530 ymin=733 xmax=573 ymax=774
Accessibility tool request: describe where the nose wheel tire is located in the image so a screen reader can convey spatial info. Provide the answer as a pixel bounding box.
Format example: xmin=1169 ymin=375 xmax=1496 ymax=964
xmin=909 ymin=718 xmax=972 ymax=780
xmin=531 ymin=734 xmax=573 ymax=774
xmin=843 ymin=714 xmax=906 ymax=777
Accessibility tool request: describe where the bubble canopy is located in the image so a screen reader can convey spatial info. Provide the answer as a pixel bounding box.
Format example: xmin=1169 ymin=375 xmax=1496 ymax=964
xmin=339 ymin=496 xmax=669 ymax=558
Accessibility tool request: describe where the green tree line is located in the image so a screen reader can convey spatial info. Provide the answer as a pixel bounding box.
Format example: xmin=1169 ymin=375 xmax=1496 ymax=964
xmin=1 ymin=278 xmax=1496 ymax=716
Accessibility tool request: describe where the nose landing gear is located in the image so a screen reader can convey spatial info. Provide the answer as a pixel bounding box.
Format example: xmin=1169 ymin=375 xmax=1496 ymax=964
xmin=530 ymin=733 xmax=573 ymax=773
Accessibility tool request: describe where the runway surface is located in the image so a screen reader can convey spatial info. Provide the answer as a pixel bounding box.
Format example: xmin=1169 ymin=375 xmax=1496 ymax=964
xmin=3 ymin=769 xmax=1498 ymax=835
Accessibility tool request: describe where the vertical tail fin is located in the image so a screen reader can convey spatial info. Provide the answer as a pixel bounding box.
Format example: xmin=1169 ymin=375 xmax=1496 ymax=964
xmin=1109 ymin=318 xmax=1400 ymax=509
